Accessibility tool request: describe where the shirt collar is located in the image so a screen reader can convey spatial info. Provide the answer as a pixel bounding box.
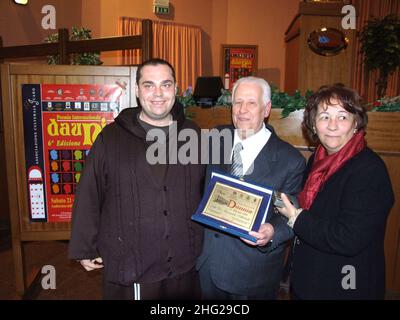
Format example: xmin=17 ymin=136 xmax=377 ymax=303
xmin=233 ymin=123 xmax=270 ymax=149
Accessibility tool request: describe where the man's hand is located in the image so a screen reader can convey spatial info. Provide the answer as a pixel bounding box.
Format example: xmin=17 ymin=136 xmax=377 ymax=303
xmin=80 ymin=257 xmax=104 ymax=271
xmin=241 ymin=223 xmax=274 ymax=247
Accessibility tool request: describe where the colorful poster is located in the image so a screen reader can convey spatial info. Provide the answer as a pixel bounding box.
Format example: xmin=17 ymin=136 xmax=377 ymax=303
xmin=223 ymin=47 xmax=257 ymax=90
xmin=22 ymin=84 xmax=125 ymax=222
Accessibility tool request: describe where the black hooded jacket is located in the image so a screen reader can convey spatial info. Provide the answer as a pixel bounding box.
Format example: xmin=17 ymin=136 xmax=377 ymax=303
xmin=68 ymin=102 xmax=205 ymax=285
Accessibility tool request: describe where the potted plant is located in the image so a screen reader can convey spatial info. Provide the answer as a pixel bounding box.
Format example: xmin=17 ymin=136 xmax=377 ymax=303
xmin=360 ymin=14 xmax=400 ymax=99
xmin=44 ymin=26 xmax=103 ymax=65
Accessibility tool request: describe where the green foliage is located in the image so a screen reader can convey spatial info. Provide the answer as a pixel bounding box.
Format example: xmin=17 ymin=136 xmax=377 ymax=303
xmin=216 ymin=89 xmax=232 ymax=107
xmin=193 ymin=84 xmax=313 ymax=117
xmin=176 ymin=86 xmax=196 ymax=107
xmin=270 ymin=85 xmax=313 ymax=118
xmin=360 ymin=14 xmax=400 ymax=98
xmin=44 ymin=27 xmax=103 ymax=65
xmin=371 ymin=96 xmax=400 ymax=112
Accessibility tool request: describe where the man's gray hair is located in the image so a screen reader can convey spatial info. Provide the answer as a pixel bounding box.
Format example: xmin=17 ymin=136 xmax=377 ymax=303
xmin=232 ymin=76 xmax=271 ymax=106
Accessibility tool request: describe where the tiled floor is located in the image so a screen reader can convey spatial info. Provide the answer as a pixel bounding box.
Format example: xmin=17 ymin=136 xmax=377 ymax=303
xmin=0 ymin=219 xmax=290 ymax=300
xmin=0 ymin=240 xmax=102 ymax=300
xmin=0 ymin=217 xmax=102 ymax=300
xmin=1 ymin=241 xmax=290 ymax=300
xmin=1 ymin=220 xmax=397 ymax=300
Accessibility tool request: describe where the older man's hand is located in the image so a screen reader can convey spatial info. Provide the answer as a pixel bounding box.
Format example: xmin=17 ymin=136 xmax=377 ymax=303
xmin=240 ymin=223 xmax=274 ymax=246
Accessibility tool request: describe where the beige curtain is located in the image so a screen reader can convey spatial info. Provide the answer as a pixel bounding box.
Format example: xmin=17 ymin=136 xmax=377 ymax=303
xmin=352 ymin=0 xmax=400 ymax=103
xmin=118 ymin=17 xmax=203 ymax=92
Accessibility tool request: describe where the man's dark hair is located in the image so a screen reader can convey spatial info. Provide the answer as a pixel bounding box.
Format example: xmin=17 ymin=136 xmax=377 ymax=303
xmin=136 ymin=58 xmax=176 ymax=84
xmin=303 ymin=83 xmax=368 ymax=143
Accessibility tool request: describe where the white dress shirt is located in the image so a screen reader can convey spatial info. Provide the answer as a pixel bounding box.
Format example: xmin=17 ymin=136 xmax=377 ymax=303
xmin=232 ymin=124 xmax=271 ymax=175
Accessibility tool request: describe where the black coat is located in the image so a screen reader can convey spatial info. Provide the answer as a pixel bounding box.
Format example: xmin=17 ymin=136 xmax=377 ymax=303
xmin=291 ymin=147 xmax=394 ymax=299
xmin=68 ymin=103 xmax=205 ymax=285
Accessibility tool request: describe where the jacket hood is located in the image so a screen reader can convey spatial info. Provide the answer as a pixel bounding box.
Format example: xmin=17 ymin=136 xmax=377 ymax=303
xmin=114 ymin=100 xmax=186 ymax=138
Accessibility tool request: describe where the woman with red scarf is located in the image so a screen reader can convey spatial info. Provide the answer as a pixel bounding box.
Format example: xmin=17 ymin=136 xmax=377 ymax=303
xmin=278 ymin=84 xmax=394 ymax=299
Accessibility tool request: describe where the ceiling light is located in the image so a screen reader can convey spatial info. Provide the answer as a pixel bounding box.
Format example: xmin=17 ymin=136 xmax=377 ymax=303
xmin=14 ymin=0 xmax=28 ymax=5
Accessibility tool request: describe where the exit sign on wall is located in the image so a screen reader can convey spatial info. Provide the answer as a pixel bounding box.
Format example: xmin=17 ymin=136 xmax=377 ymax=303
xmin=153 ymin=0 xmax=169 ymax=15
xmin=154 ymin=6 xmax=169 ymax=14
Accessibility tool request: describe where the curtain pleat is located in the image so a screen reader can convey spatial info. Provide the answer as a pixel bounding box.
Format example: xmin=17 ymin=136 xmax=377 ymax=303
xmin=118 ymin=17 xmax=202 ymax=91
xmin=118 ymin=17 xmax=142 ymax=65
xmin=352 ymin=0 xmax=400 ymax=103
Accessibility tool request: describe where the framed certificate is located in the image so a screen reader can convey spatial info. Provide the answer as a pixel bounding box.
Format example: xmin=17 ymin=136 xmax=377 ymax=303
xmin=192 ymin=171 xmax=273 ymax=242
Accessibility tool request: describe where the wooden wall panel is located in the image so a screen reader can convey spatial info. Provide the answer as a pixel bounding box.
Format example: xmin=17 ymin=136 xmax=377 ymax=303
xmin=284 ymin=2 xmax=356 ymax=95
xmin=284 ymin=35 xmax=300 ymax=95
xmin=382 ymin=155 xmax=400 ymax=293
xmin=0 ymin=132 xmax=9 ymax=220
xmin=298 ymin=15 xmax=356 ymax=94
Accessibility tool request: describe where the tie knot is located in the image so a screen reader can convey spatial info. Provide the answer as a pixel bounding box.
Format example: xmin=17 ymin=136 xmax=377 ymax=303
xmin=233 ymin=142 xmax=243 ymax=153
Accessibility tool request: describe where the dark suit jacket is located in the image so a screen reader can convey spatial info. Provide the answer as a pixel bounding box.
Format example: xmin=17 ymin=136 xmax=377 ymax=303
xmin=196 ymin=124 xmax=306 ymax=296
xmin=291 ymin=147 xmax=394 ymax=299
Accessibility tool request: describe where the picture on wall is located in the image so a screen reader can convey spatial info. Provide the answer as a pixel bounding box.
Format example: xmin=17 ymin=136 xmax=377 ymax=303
xmin=221 ymin=44 xmax=258 ymax=90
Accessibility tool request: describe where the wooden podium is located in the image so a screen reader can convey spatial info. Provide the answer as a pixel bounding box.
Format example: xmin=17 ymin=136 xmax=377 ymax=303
xmin=284 ymin=2 xmax=356 ymax=94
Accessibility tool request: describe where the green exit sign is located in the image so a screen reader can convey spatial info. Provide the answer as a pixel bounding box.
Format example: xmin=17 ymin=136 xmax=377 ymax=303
xmin=155 ymin=6 xmax=169 ymax=14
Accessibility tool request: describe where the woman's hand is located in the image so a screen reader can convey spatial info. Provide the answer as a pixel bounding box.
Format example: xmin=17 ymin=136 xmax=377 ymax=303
xmin=276 ymin=193 xmax=297 ymax=219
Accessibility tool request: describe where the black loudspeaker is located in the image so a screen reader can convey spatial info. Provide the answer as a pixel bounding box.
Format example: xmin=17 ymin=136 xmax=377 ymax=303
xmin=193 ymin=76 xmax=224 ymax=108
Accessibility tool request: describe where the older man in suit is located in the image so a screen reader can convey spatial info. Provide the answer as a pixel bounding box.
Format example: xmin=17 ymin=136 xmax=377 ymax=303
xmin=196 ymin=76 xmax=306 ymax=299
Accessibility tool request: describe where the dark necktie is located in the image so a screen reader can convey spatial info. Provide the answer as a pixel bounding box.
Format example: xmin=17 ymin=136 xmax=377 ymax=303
xmin=230 ymin=142 xmax=243 ymax=177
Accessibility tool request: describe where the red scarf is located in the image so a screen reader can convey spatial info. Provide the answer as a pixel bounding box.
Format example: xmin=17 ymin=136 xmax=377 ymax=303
xmin=298 ymin=130 xmax=366 ymax=210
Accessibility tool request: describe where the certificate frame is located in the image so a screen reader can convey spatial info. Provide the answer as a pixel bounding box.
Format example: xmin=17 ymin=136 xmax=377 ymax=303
xmin=192 ymin=171 xmax=273 ymax=242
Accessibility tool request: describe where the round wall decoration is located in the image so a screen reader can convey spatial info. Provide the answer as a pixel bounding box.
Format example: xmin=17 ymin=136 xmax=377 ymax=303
xmin=307 ymin=28 xmax=349 ymax=56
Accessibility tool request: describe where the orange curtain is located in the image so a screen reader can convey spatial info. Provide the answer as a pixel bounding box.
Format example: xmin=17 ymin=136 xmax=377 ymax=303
xmin=119 ymin=17 xmax=142 ymax=65
xmin=118 ymin=17 xmax=203 ymax=92
xmin=352 ymin=0 xmax=400 ymax=103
